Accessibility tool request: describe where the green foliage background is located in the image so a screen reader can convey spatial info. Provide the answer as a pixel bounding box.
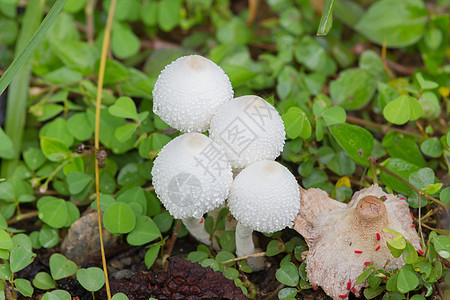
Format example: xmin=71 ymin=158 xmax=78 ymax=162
xmin=0 ymin=0 xmax=448 ymax=299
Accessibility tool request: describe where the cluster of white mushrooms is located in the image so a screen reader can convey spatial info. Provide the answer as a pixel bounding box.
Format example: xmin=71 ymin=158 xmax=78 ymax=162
xmin=151 ymin=55 xmax=300 ymax=271
xmin=150 ymin=55 xmax=421 ymax=299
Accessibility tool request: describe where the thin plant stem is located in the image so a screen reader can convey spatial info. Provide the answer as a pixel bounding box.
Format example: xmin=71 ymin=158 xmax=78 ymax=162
xmin=370 ymin=158 xmax=448 ymax=211
xmin=369 ymin=158 xmax=379 ymax=185
xmin=221 ymin=251 xmax=266 ymax=264
xmin=94 ymin=1 xmax=117 ymax=299
xmin=381 ymin=39 xmax=395 ymax=80
xmin=346 ymin=116 xmax=422 ymax=137
xmin=164 ymin=219 xmax=182 ymax=271
xmin=1 ymin=0 xmax=45 ymax=178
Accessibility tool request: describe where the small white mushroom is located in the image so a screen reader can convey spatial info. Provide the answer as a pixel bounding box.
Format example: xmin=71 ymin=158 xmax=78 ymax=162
xmin=294 ymin=185 xmax=421 ymax=300
xmin=152 ymin=55 xmax=234 ymax=133
xmin=151 ymin=132 xmax=233 ymax=245
xmin=228 ymin=160 xmax=300 ymax=270
xmin=209 ymin=95 xmax=285 ymax=170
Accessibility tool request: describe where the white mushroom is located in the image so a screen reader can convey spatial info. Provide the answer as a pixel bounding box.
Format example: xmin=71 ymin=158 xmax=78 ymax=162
xmin=294 ymin=185 xmax=421 ymax=300
xmin=151 ymin=132 xmax=233 ymax=245
xmin=228 ymin=160 xmax=300 ymax=270
xmin=152 ymin=55 xmax=234 ymax=133
xmin=209 ymin=95 xmax=285 ymax=170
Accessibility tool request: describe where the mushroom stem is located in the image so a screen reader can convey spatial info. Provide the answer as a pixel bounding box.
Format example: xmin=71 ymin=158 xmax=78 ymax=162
xmin=182 ymin=217 xmax=211 ymax=246
xmin=235 ymin=222 xmax=265 ymax=271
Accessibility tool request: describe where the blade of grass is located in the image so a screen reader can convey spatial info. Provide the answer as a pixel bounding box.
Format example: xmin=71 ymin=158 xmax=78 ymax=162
xmin=0 ymin=0 xmax=47 ymax=178
xmin=316 ymin=0 xmax=335 ymax=36
xmin=1 ymin=0 xmax=68 ymax=178
xmin=0 ymin=0 xmax=67 ymax=96
xmin=95 ymin=1 xmax=118 ymax=299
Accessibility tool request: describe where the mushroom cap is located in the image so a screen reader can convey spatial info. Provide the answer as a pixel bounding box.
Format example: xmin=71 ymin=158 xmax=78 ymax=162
xmin=294 ymin=185 xmax=421 ymax=300
xmin=209 ymin=95 xmax=285 ymax=170
xmin=152 ymin=55 xmax=234 ymax=133
xmin=228 ymin=160 xmax=300 ymax=233
xmin=151 ymin=132 xmax=233 ymax=219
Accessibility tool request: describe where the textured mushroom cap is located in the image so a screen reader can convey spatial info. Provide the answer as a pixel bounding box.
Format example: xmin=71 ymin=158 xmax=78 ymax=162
xmin=209 ymin=95 xmax=285 ymax=169
xmin=153 ymin=55 xmax=233 ymax=133
xmin=294 ymin=185 xmax=421 ymax=300
xmin=151 ymin=133 xmax=233 ymax=219
xmin=228 ymin=160 xmax=300 ymax=233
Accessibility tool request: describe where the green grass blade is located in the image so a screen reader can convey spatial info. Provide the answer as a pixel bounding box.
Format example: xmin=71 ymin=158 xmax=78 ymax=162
xmin=317 ymin=0 xmax=335 ymax=36
xmin=0 ymin=0 xmax=68 ymax=96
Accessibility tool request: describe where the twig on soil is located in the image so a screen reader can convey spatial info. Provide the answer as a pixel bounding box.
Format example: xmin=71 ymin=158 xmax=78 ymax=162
xmin=164 ymin=219 xmax=183 ymax=271
xmin=221 ymin=251 xmax=266 ymax=264
xmin=346 ymin=116 xmax=422 ymax=137
xmin=265 ymin=283 xmax=285 ymax=300
xmin=7 ymin=211 xmax=39 ymax=225
xmin=246 ymin=0 xmax=259 ymax=26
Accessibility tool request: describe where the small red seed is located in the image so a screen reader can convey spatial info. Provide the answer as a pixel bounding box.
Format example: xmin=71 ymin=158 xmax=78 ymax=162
xmin=354 ymin=250 xmax=363 ymax=254
xmin=400 ymin=197 xmax=406 ymax=200
xmin=346 ymin=281 xmax=351 ymax=290
xmin=376 ymin=233 xmax=381 ymax=241
xmin=312 ymin=285 xmax=317 ymax=291
xmin=328 ymin=195 xmax=331 ymax=198
xmin=364 ymin=261 xmax=371 ymax=265
xmin=199 ymin=218 xmax=204 ymax=224
xmin=410 ymin=213 xmax=414 ymax=220
xmin=411 ymin=224 xmax=415 ymax=228
xmin=339 ymin=295 xmax=347 ymax=298
xmin=418 ymin=249 xmax=424 ymax=255
xmin=352 ymin=288 xmax=357 ymax=294
xmin=375 ymin=245 xmax=381 ymax=251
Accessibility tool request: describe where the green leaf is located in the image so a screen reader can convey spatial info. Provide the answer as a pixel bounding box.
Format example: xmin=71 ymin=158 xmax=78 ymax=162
xmin=379 ymin=158 xmax=421 ymax=195
xmin=127 ymin=216 xmax=160 ymax=246
xmin=363 ymin=286 xmax=384 ymax=299
xmin=355 ymin=0 xmax=427 ymax=48
xmin=402 ymin=242 xmax=419 ymax=264
xmin=409 ymin=167 xmax=435 ymax=190
xmin=115 ymin=124 xmax=138 ymax=142
xmin=10 ymin=245 xmax=35 ymax=273
xmin=49 ymin=253 xmax=78 ymax=280
xmin=23 ymin=147 xmax=46 ymax=170
xmin=40 ymin=118 xmax=74 ymax=148
xmin=111 ymin=22 xmax=140 ymax=59
xmin=383 ymin=95 xmax=423 ymax=125
xmin=329 ymin=68 xmax=376 ymax=110
xmin=76 ymin=267 xmax=105 ymax=292
xmin=42 ymin=290 xmax=71 ymax=300
xmin=397 ymin=265 xmax=419 ymax=293
xmin=275 ymin=262 xmax=299 ymax=287
xmin=111 ymin=293 xmax=129 ymax=300
xmin=329 ymin=123 xmax=373 ymax=166
xmin=357 ymin=268 xmax=374 ymax=284
xmin=157 ymin=0 xmax=181 ymax=31
xmin=0 ymin=230 xmax=13 ymax=250
xmin=103 ymin=202 xmax=136 ymax=234
xmin=15 ymin=278 xmax=33 ymax=297
xmin=67 ymin=113 xmax=93 ymax=141
xmin=383 ymin=228 xmax=407 ymax=258
xmin=416 ymin=73 xmax=439 ymax=90
xmin=0 ymin=127 xmax=15 ymax=159
xmin=40 ymin=136 xmax=71 ymax=162
xmin=420 ymin=137 xmax=443 ymax=158
xmin=66 ymin=171 xmax=91 ymax=195
xmin=432 ymin=235 xmax=450 ymax=260
xmin=38 ymin=198 xmax=69 ymax=229
xmin=266 ymin=240 xmax=286 ymax=257
xmin=317 ymin=0 xmax=335 ymax=36
xmin=281 ymin=107 xmax=311 ymax=139
xmin=187 ymin=251 xmax=208 ymax=263
xmin=0 ymin=182 xmax=14 ymax=202
xmin=322 ymin=106 xmax=346 ymax=126
xmin=144 ymin=243 xmax=161 ymax=269
xmin=108 ymin=97 xmax=138 ymax=120
xmin=440 ymin=187 xmax=450 ymax=206
xmin=33 ymin=272 xmax=56 ymax=290
xmin=219 ymin=231 xmax=236 ymax=253
xmin=278 ymin=287 xmax=297 ymax=300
